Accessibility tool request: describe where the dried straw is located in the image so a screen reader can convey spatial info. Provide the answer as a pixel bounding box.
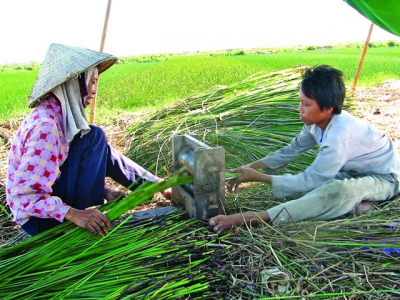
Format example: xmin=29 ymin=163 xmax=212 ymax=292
xmin=216 ymin=182 xmax=400 ymax=299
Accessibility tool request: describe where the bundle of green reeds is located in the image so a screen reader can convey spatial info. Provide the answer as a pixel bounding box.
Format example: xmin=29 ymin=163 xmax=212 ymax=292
xmin=0 ymin=212 xmax=233 ymax=299
xmin=0 ymin=213 xmax=232 ymax=299
xmin=125 ymin=68 xmax=319 ymax=175
xmin=1 ymin=174 xmax=237 ymax=299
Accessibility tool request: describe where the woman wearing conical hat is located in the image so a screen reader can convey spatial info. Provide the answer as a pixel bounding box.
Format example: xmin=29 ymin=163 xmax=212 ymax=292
xmin=6 ymin=44 xmax=171 ymax=237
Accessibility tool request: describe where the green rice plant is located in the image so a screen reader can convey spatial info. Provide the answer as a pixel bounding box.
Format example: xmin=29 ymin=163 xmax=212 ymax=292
xmin=1 ymin=46 xmax=399 ymax=122
xmin=232 ymin=47 xmax=400 ymax=86
xmin=105 ymin=46 xmax=398 ymax=115
xmin=0 ymin=70 xmax=37 ymax=120
xmin=0 ymin=173 xmax=203 ymax=299
xmin=0 ymin=212 xmax=231 ymax=299
xmin=98 ymin=54 xmax=278 ymax=111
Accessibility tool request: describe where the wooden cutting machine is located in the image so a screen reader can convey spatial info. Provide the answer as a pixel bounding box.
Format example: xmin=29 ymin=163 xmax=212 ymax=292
xmin=171 ymin=134 xmax=226 ymax=220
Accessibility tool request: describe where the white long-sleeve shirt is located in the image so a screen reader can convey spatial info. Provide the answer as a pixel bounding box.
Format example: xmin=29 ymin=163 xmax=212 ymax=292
xmin=261 ymin=111 xmax=400 ymax=198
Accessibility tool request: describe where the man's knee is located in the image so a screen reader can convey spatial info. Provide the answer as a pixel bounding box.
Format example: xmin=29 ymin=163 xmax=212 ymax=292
xmin=323 ymin=179 xmax=347 ymax=196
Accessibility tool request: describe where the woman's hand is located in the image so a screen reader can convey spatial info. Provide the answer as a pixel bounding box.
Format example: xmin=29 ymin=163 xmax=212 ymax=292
xmin=65 ymin=207 xmax=111 ymax=236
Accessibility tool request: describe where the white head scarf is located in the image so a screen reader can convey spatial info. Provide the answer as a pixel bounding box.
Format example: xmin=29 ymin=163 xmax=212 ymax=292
xmin=52 ymin=68 xmax=95 ymax=143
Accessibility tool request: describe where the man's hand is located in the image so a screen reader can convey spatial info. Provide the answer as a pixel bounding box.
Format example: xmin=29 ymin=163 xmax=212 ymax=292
xmin=227 ymin=166 xmax=272 ymax=193
xmin=227 ymin=166 xmax=258 ymax=193
xmin=65 ymin=208 xmax=111 ymax=236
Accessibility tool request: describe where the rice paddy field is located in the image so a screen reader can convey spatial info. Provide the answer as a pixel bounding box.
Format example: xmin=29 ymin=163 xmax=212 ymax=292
xmin=0 ymin=43 xmax=400 ymax=299
xmin=1 ymin=43 xmax=400 ymax=121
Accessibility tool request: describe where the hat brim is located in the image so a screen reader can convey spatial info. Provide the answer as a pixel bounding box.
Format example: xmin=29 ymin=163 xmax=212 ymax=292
xmin=28 ymin=43 xmax=118 ymax=108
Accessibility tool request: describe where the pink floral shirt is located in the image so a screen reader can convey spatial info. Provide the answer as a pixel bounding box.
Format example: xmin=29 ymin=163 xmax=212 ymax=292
xmin=6 ymin=96 xmax=71 ymax=226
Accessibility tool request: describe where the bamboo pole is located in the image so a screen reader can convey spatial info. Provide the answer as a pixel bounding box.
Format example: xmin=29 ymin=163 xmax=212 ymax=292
xmin=90 ymin=0 xmax=113 ymax=124
xmin=351 ymin=23 xmax=374 ymax=97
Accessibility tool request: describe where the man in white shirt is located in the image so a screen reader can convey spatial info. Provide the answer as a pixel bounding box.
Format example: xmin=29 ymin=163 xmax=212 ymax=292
xmin=209 ymin=65 xmax=400 ymax=234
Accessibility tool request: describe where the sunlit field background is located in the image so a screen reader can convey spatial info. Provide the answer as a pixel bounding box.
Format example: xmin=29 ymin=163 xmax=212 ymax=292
xmin=1 ymin=42 xmax=399 ymax=121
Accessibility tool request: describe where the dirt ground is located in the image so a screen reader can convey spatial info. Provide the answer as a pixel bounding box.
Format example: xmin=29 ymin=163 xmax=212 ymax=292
xmin=0 ymin=80 xmax=399 ymax=238
xmin=352 ymin=80 xmax=400 ymax=150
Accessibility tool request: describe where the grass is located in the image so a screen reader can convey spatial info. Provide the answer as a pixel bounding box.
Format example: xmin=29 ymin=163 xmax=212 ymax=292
xmin=0 ymin=212 xmax=227 ymax=299
xmin=1 ymin=44 xmax=399 ymax=121
xmin=0 ymin=69 xmax=38 ymax=120
xmin=98 ymin=47 xmax=400 ymax=113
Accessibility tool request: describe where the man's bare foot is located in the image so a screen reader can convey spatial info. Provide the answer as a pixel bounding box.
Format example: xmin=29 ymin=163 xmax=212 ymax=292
xmin=353 ymin=201 xmax=378 ymax=216
xmin=104 ymin=186 xmax=125 ymax=202
xmin=210 ymin=211 xmax=271 ymax=234
xmin=209 ymin=214 xmax=244 ymax=235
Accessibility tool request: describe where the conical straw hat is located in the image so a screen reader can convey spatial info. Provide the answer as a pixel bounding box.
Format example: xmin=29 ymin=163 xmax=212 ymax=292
xmin=28 ymin=43 xmax=118 ymax=108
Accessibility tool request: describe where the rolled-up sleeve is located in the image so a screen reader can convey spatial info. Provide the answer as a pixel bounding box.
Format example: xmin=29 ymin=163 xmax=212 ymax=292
xmin=261 ymin=126 xmax=317 ymax=172
xmin=261 ymin=125 xmax=347 ymax=198
xmin=270 ymin=139 xmax=346 ymax=198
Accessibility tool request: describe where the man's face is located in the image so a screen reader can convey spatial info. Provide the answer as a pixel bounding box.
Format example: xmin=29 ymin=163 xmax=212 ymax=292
xmin=83 ymin=68 xmax=99 ymax=108
xmin=298 ymin=88 xmax=333 ymax=130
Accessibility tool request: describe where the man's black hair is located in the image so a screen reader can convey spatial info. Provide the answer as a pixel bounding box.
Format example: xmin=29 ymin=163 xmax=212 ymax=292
xmin=301 ymin=65 xmax=345 ymax=114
